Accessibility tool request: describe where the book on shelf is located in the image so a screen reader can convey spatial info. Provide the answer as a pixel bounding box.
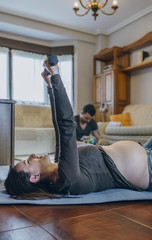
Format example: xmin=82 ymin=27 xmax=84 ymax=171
xmin=103 ymin=64 xmax=114 ymax=72
xmin=137 ymin=51 xmax=149 ymax=65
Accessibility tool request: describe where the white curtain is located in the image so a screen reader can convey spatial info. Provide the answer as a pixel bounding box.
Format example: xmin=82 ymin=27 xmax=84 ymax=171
xmin=12 ymin=50 xmax=46 ymax=104
xmin=58 ymin=55 xmax=73 ymax=104
xmin=0 ymin=47 xmax=9 ymax=99
xmin=11 ymin=51 xmax=73 ymax=105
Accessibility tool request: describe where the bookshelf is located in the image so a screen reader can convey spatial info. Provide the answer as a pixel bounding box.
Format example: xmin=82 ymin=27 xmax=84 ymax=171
xmin=93 ymin=32 xmax=152 ymax=122
xmin=121 ymin=60 xmax=152 ymax=73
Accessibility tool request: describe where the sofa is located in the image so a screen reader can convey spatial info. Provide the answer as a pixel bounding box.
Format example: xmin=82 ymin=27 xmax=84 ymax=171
xmin=97 ymin=104 xmax=152 ymax=145
xmin=15 ymin=103 xmax=152 ymax=156
xmin=15 ymin=104 xmax=55 ymax=156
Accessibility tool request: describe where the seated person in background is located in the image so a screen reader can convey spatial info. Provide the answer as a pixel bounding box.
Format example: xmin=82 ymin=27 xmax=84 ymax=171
xmin=74 ymin=104 xmax=102 ymax=144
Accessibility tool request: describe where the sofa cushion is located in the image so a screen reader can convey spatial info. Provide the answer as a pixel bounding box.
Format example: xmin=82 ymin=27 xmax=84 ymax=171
xmin=107 ymin=121 xmax=122 ymax=127
xmin=15 ymin=104 xmax=53 ymax=128
xmin=110 ymin=112 xmax=131 ymax=126
xmin=15 ymin=127 xmax=55 ymax=155
xmin=97 ymin=122 xmax=108 ymax=136
xmin=123 ymin=104 xmax=152 ymax=126
xmin=105 ymin=126 xmax=152 ymax=136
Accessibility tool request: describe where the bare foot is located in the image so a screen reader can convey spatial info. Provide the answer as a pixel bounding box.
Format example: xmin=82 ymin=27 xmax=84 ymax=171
xmin=41 ymin=71 xmax=52 ymax=88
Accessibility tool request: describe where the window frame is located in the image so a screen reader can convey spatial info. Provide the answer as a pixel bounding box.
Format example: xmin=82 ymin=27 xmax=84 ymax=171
xmin=0 ymin=47 xmax=9 ymax=99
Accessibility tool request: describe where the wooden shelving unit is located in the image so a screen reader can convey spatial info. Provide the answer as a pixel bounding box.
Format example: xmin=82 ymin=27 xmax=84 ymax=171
xmin=122 ymin=32 xmax=152 ymax=52
xmin=93 ymin=32 xmax=152 ymax=122
xmin=121 ymin=60 xmax=152 ymax=73
xmin=94 ymin=47 xmax=124 ymax=62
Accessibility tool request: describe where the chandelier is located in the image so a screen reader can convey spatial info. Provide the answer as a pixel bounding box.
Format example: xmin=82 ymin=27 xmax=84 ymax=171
xmin=73 ymin=0 xmax=118 ymax=20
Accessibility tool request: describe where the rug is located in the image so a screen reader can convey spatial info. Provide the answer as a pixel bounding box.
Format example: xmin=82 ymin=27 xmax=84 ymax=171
xmin=0 ymin=180 xmax=152 ymax=205
xmin=1 ymin=158 xmax=152 ymax=205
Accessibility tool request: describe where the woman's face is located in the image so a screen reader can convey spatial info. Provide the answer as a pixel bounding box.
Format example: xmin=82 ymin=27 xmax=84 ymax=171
xmin=15 ymin=154 xmax=51 ymax=175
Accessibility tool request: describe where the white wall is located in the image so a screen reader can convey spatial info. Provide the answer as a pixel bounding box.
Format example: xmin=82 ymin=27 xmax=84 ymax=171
xmin=108 ymin=13 xmax=152 ymax=48
xmin=131 ymin=68 xmax=152 ymax=104
xmin=108 ymin=12 xmax=152 ymax=104
xmin=74 ymin=40 xmax=95 ymax=114
xmin=0 ymin=12 xmax=96 ymax=44
xmin=47 ymin=39 xmax=96 ymax=113
xmin=51 ymin=39 xmax=96 ymax=113
xmin=96 ymin=34 xmax=108 ymax=74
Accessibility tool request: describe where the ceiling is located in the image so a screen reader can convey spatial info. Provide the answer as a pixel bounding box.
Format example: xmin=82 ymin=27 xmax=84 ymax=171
xmin=0 ymin=0 xmax=152 ymax=41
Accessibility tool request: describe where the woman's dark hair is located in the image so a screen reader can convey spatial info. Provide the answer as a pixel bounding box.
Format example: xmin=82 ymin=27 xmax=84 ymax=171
xmin=4 ymin=167 xmax=63 ymax=200
xmin=4 ymin=168 xmax=38 ymax=195
xmin=82 ymin=104 xmax=96 ymax=116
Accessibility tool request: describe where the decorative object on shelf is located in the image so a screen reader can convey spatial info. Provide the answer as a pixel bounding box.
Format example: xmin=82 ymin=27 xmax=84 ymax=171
xmin=137 ymin=51 xmax=149 ymax=64
xmin=73 ymin=0 xmax=118 ymax=20
xmin=103 ymin=64 xmax=114 ymax=72
xmin=100 ymin=103 xmax=108 ymax=113
xmin=100 ymin=103 xmax=108 ymax=122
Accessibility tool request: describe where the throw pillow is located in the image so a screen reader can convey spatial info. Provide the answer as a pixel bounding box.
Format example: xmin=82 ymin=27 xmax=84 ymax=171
xmin=110 ymin=112 xmax=131 ymax=126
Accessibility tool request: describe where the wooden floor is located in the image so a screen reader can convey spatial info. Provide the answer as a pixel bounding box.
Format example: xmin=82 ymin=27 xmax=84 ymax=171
xmin=0 ymin=201 xmax=152 ymax=240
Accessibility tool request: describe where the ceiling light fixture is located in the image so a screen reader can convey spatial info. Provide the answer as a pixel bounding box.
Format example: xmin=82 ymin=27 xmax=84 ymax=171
xmin=73 ymin=0 xmax=118 ymax=20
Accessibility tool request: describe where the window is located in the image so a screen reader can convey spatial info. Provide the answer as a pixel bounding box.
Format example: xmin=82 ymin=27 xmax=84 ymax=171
xmin=12 ymin=50 xmax=46 ymax=104
xmin=0 ymin=47 xmax=9 ymax=99
xmin=0 ymin=39 xmax=74 ymax=105
xmin=58 ymin=55 xmax=73 ymax=104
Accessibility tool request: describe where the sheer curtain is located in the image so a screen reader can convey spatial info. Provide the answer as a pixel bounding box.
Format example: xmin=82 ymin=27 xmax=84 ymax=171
xmin=58 ymin=55 xmax=73 ymax=104
xmin=11 ymin=51 xmax=73 ymax=105
xmin=0 ymin=47 xmax=9 ymax=99
xmin=12 ymin=50 xmax=46 ymax=104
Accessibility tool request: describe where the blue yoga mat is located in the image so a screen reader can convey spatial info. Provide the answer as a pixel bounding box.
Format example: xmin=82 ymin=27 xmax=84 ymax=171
xmin=0 ymin=189 xmax=152 ymax=205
